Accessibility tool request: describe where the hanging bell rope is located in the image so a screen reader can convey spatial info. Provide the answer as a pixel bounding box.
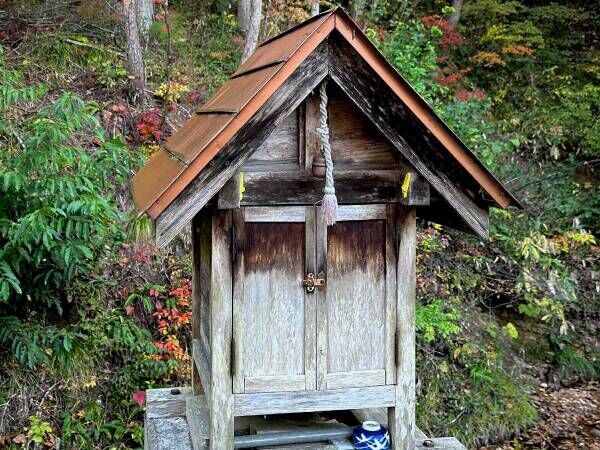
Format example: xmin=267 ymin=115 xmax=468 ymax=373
xmin=316 ymin=81 xmax=337 ymax=226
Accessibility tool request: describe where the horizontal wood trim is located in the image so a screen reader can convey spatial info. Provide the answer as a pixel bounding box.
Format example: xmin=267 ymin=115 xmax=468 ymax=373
xmin=233 ymin=385 xmax=396 ymax=416
xmin=325 ymin=369 xmax=386 ymax=390
xmin=335 ymin=204 xmax=387 ymax=221
xmin=243 ymin=206 xmax=306 ymax=222
xmin=192 ymin=339 xmax=211 ymax=401
xmin=244 ymin=375 xmax=306 ymax=393
xmin=146 ymin=387 xmax=193 ymax=419
xmin=238 ymin=170 xmax=401 ymax=207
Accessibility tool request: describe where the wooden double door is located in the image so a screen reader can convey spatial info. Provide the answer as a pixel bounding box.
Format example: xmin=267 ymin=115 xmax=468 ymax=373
xmin=232 ymin=205 xmax=397 ymax=394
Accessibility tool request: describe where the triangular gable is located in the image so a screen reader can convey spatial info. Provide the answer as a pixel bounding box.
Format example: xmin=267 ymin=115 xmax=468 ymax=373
xmin=131 ymin=8 xmax=520 ymax=246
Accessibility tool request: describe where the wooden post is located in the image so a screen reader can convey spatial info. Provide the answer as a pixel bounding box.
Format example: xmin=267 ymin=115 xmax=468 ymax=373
xmin=389 ymin=206 xmax=416 ymax=450
xmin=208 ymin=210 xmax=234 ymax=449
xmin=191 ymin=214 xmax=204 ymax=396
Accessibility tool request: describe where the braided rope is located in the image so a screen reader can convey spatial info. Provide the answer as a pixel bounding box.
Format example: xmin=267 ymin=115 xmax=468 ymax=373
xmin=316 ymin=81 xmax=337 ymax=225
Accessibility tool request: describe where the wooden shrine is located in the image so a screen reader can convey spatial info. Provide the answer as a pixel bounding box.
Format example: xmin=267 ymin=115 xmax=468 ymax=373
xmin=132 ymin=8 xmax=520 ymax=450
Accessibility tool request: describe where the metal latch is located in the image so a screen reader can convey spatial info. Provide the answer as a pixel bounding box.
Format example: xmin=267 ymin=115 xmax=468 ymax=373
xmin=302 ymin=272 xmax=326 ymax=293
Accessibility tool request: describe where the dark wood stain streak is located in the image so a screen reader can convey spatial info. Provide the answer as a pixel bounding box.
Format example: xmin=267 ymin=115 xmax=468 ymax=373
xmin=327 ymin=221 xmax=385 ymax=275
xmin=244 ymin=223 xmax=305 ymax=272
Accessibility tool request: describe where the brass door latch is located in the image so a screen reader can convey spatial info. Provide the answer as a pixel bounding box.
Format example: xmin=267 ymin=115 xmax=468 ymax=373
xmin=302 ymin=272 xmax=326 ymax=293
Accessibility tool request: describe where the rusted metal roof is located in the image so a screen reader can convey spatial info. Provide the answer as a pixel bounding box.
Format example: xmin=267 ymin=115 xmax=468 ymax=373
xmin=132 ymin=7 xmax=520 ymax=221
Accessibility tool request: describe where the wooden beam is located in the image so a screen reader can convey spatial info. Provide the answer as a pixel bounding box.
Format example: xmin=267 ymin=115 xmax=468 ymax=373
xmin=400 ymin=171 xmax=430 ymax=206
xmin=234 ymin=385 xmax=396 ymax=417
xmin=388 ymin=206 xmax=417 ymax=450
xmin=146 ymin=387 xmax=193 ymax=419
xmin=327 ymin=35 xmax=489 ymax=238
xmin=155 ymin=43 xmax=329 ymax=247
xmin=208 ymin=210 xmax=234 ymax=449
xmin=192 ymin=339 xmax=211 ymax=401
xmin=191 ymin=215 xmax=204 ymax=396
xmin=236 ymin=169 xmax=402 ymax=206
xmin=217 ymin=172 xmax=244 ymax=209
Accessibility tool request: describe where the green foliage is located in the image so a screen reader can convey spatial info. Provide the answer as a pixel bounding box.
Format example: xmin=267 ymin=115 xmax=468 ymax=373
xmin=0 ymin=49 xmax=133 ymax=308
xmin=27 ymin=416 xmax=53 ymax=445
xmin=416 ymin=300 xmax=462 ymax=343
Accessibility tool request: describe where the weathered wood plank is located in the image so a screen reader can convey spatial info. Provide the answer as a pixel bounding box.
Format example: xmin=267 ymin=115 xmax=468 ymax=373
xmin=208 ymin=210 xmax=234 ymax=449
xmin=325 ymin=220 xmax=387 ymax=381
xmin=218 ymin=173 xmax=244 ymax=209
xmin=146 ymin=387 xmax=193 ymax=419
xmin=234 ymin=219 xmax=308 ymax=393
xmin=335 ymin=204 xmax=386 ymax=221
xmin=315 ymin=207 xmax=327 ymax=391
xmin=192 ymin=339 xmax=211 ymax=401
xmin=186 ymin=396 xmax=210 ymax=450
xmin=244 ymin=206 xmax=306 ymax=222
xmin=232 ymin=208 xmax=245 ymax=395
xmin=234 ymin=385 xmax=396 ymax=416
xmin=389 ymin=206 xmax=417 ymax=450
xmin=385 ymin=205 xmax=398 ymax=385
xmin=400 ymin=171 xmax=430 ymax=206
xmin=325 ymin=369 xmax=386 ymax=390
xmin=237 ymin=170 xmax=401 ymax=207
xmin=304 ymin=91 xmax=320 ymax=171
xmin=328 ymin=35 xmax=489 ymax=238
xmin=156 ymin=43 xmax=329 ymax=247
xmin=305 ymin=207 xmax=317 ymax=392
xmin=191 ymin=215 xmax=204 ymax=396
xmin=245 ymin=375 xmax=306 ymax=393
xmin=242 ymin=110 xmax=300 ymax=171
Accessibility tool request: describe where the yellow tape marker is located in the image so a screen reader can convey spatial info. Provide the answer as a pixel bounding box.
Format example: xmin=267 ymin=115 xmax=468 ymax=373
xmin=401 ymin=172 xmax=412 ymax=199
xmin=239 ymin=172 xmax=245 ymax=201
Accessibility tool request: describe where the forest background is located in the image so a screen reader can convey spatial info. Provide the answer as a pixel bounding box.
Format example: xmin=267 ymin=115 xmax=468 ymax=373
xmin=0 ymin=0 xmax=598 ymax=448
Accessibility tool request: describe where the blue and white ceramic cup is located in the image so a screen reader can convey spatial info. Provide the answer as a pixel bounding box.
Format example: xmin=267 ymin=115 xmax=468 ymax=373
xmin=351 ymin=420 xmax=390 ymax=450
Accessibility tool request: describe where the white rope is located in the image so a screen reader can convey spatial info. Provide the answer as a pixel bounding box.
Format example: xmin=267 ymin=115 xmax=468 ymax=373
xmin=316 ymin=81 xmax=337 ymax=226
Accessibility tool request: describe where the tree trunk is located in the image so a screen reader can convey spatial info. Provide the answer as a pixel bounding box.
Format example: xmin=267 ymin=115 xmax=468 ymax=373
xmin=448 ymin=0 xmax=464 ymax=27
xmin=311 ymin=1 xmax=320 ymax=16
xmin=238 ymin=0 xmax=250 ymax=35
xmin=241 ymin=0 xmax=262 ymax=63
xmin=137 ymin=0 xmax=154 ymax=46
xmin=123 ymin=0 xmax=147 ymax=106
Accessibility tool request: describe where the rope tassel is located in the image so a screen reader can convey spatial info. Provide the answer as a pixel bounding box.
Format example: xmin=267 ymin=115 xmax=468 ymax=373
xmin=316 ymin=81 xmax=337 ymax=226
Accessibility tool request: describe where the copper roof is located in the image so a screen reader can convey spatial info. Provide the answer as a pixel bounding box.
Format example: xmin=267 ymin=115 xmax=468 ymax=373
xmin=132 ymin=7 xmax=519 ymax=220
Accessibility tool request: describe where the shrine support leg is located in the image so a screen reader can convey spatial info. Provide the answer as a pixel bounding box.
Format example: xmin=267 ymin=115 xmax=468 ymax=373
xmin=209 ymin=210 xmax=234 ymax=449
xmin=388 ymin=206 xmax=416 ymax=450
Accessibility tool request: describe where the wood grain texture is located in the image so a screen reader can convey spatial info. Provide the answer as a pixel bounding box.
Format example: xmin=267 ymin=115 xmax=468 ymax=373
xmin=328 ymin=84 xmax=402 ymax=171
xmin=146 ymin=387 xmax=193 ymax=419
xmin=400 ymin=171 xmax=430 ymax=206
xmin=234 ymin=385 xmax=396 ymax=416
xmin=325 ymin=369 xmax=385 ymax=390
xmin=192 ymin=339 xmax=211 ymax=401
xmin=244 ymin=206 xmax=306 ymax=222
xmin=233 ymin=214 xmax=311 ymax=394
xmin=191 ymin=215 xmax=204 ymax=396
xmin=155 ymin=43 xmax=328 ymax=247
xmin=304 ymin=207 xmax=317 ymax=391
xmin=389 ymin=206 xmax=417 ymax=450
xmin=208 ymin=210 xmax=234 ymax=449
xmin=243 ymin=110 xmax=300 ymax=171
xmin=315 ymin=208 xmax=327 ymax=391
xmin=238 ymin=170 xmax=402 ymax=207
xmin=218 ymin=173 xmax=243 ymax=209
xmin=325 ymin=220 xmax=386 ymax=378
xmin=385 ymin=205 xmax=398 ymax=385
xmin=327 ymin=35 xmax=489 ymax=238
xmin=186 ymin=396 xmax=210 ymax=450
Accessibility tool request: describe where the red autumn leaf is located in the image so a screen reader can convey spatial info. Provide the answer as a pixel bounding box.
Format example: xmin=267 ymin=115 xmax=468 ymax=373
xmin=125 ymin=305 xmax=135 ymax=316
xmin=132 ymin=390 xmax=146 ymax=407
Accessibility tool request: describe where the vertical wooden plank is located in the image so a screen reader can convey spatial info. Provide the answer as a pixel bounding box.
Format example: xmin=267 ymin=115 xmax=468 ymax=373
xmin=315 ymin=207 xmax=328 ymax=390
xmin=193 ymin=210 xmax=213 ymax=396
xmin=232 ymin=208 xmax=245 ymax=394
xmin=305 ymin=92 xmax=320 ymax=171
xmin=209 ymin=210 xmax=234 ymax=450
xmin=389 ymin=206 xmax=416 ymax=450
xmin=304 ymin=207 xmax=317 ymax=391
xmin=385 ymin=205 xmax=398 ymax=385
